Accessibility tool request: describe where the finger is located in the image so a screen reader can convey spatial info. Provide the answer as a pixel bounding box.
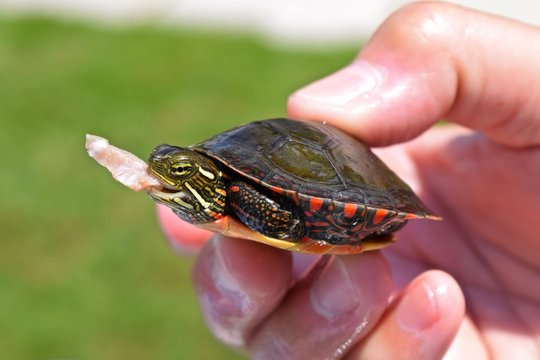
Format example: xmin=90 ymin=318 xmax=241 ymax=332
xmin=288 ymin=2 xmax=540 ymax=148
xmin=347 ymin=270 xmax=465 ymax=360
xmin=249 ymin=253 xmax=392 ymax=359
xmin=405 ymin=126 xmax=540 ymax=273
xmin=443 ymin=316 xmax=488 ymax=360
xmin=291 ymin=253 xmax=322 ymax=282
xmin=157 ymin=204 xmax=212 ymax=255
xmin=192 ymin=235 xmax=292 ymax=348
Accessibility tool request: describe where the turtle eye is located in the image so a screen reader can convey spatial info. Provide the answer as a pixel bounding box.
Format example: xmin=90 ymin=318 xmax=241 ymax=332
xmin=170 ymin=163 xmax=193 ymax=177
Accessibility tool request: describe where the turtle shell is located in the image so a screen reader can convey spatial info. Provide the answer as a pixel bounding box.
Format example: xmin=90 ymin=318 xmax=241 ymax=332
xmin=192 ymin=118 xmax=437 ymax=253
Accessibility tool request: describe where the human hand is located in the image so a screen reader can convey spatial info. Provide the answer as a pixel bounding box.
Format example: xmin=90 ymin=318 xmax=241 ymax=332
xmin=159 ymin=3 xmax=540 ymax=359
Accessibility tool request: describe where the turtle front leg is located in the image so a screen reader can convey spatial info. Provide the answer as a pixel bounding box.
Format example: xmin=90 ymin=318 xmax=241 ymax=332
xmin=227 ymin=181 xmax=305 ymax=241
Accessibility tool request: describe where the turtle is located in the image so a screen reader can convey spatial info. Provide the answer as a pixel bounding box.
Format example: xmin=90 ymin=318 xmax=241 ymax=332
xmin=146 ymin=118 xmax=439 ymax=255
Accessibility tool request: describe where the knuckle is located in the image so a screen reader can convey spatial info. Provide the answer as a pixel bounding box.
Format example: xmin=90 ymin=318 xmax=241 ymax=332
xmin=380 ymin=2 xmax=467 ymax=55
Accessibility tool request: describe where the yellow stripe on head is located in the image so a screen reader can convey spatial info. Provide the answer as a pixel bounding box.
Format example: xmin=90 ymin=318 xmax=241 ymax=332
xmin=185 ymin=182 xmax=210 ymax=208
xmin=198 ymin=166 xmax=216 ymax=180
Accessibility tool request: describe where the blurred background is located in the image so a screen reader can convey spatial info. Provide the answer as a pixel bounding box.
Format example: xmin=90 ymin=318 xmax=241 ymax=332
xmin=0 ymin=1 xmax=537 ymax=359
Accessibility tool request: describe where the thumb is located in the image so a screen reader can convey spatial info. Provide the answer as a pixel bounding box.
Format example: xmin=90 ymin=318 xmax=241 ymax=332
xmin=288 ymin=2 xmax=540 ymax=148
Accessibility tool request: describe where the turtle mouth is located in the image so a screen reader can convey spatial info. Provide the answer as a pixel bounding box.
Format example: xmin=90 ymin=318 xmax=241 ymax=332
xmin=147 ymin=187 xmax=184 ymax=208
xmin=148 ymin=181 xmax=183 ymax=196
xmin=146 ymin=176 xmax=183 ymax=200
xmin=157 ymin=182 xmax=182 ymax=192
xmin=148 ymin=171 xmax=183 ymax=192
xmin=151 ymin=187 xmax=178 ymax=196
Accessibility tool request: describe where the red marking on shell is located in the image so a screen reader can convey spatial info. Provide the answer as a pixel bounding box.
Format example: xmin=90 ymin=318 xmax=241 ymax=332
xmin=230 ymin=185 xmax=241 ymax=192
xmin=309 ymin=197 xmax=323 ymax=212
xmin=373 ymin=209 xmax=389 ymax=225
xmin=269 ymin=185 xmax=284 ymax=194
xmin=344 ymin=203 xmax=357 ymax=218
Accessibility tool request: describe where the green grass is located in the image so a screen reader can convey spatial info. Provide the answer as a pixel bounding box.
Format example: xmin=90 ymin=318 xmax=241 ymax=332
xmin=0 ymin=16 xmax=357 ymax=359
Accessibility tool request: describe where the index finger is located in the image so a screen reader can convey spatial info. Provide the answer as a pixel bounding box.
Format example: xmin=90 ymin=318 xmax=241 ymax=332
xmin=288 ymin=2 xmax=540 ymax=148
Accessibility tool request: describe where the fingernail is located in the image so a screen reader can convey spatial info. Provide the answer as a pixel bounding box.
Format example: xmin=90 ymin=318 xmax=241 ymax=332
xmin=197 ymin=238 xmax=250 ymax=347
xmin=290 ymin=60 xmax=385 ymax=110
xmin=310 ymin=258 xmax=362 ymax=320
xmin=211 ymin=238 xmax=246 ymax=305
xmin=198 ymin=238 xmax=248 ymax=322
xmin=396 ymin=279 xmax=445 ymax=333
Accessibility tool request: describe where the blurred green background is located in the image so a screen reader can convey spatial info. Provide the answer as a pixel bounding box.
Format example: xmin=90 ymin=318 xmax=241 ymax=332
xmin=0 ymin=16 xmax=357 ymax=359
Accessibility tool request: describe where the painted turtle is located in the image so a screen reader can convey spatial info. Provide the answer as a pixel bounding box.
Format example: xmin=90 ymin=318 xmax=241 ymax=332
xmin=147 ymin=118 xmax=439 ymax=254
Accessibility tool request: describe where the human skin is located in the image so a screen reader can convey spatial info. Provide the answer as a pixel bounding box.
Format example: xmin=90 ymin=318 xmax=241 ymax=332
xmin=158 ymin=2 xmax=540 ymax=359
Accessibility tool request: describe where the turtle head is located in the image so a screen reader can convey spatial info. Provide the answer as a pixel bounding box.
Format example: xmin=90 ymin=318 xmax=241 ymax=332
xmin=148 ymin=144 xmax=219 ymax=190
xmin=147 ymin=144 xmax=226 ymax=224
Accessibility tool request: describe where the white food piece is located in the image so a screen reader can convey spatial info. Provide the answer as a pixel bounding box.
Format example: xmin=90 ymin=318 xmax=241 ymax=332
xmin=85 ymin=134 xmax=163 ymax=192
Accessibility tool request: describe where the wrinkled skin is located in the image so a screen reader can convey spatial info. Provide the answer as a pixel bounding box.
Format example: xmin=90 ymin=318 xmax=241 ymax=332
xmin=158 ymin=3 xmax=540 ymax=359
